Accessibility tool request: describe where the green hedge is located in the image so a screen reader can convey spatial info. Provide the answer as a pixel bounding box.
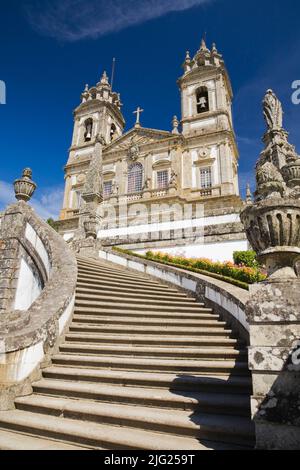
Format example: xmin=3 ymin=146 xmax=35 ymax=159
xmin=233 ymin=250 xmax=259 ymax=268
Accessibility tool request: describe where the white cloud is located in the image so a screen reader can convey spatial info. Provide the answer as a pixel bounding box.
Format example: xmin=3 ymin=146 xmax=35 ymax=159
xmin=25 ymin=0 xmax=212 ymax=41
xmin=0 ymin=180 xmax=64 ymax=220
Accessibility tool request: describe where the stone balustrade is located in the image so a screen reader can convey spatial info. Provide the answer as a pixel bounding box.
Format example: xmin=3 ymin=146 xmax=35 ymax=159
xmin=99 ymin=248 xmax=250 ymax=344
xmin=0 ymin=201 xmax=77 ymax=410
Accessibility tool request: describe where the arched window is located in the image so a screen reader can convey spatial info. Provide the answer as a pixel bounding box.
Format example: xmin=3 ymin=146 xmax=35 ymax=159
xmin=196 ymin=87 xmax=209 ymax=114
xmin=84 ymin=118 xmax=93 ymax=142
xmin=110 ymin=123 xmax=117 ymax=142
xmin=128 ymin=163 xmax=143 ymax=193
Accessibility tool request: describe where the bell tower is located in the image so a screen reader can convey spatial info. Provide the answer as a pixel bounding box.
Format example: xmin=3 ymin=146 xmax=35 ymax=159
xmin=178 ymin=39 xmax=239 ymax=197
xmin=60 ymin=71 xmax=125 ymax=220
xmin=72 ymin=71 xmax=125 ymax=147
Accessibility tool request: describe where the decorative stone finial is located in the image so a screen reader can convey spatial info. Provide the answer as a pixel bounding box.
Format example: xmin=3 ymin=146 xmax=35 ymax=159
xmin=14 ymin=168 xmax=37 ymax=202
xmin=100 ymin=71 xmax=109 ymax=85
xmin=172 ymin=116 xmax=179 ymax=134
xmin=183 ymin=51 xmax=192 ymax=72
xmin=211 ymin=42 xmax=217 ymax=53
xmin=246 ymin=183 xmax=253 ymax=205
xmin=263 ymin=89 xmax=283 ymax=131
xmin=241 ymin=90 xmax=300 ymax=279
xmin=81 ymin=84 xmax=90 ymax=103
xmin=200 ymin=38 xmax=209 ymax=51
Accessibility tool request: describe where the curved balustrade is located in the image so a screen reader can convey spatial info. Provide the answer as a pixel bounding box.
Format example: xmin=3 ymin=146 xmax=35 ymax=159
xmin=0 ymin=201 xmax=77 ymax=409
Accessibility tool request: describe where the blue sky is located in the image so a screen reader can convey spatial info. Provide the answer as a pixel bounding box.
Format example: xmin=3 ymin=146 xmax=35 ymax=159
xmin=0 ymin=0 xmax=300 ymax=218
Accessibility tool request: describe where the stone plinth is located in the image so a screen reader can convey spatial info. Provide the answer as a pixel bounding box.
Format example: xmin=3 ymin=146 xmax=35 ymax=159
xmin=246 ymin=280 xmax=300 ymax=449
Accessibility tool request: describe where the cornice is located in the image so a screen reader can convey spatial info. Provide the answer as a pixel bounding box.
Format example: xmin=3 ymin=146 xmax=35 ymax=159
xmin=74 ymin=99 xmax=125 ymax=126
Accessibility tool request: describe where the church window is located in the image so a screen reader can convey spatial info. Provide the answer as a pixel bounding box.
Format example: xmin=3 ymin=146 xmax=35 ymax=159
xmin=110 ymin=124 xmax=117 ymax=142
xmin=200 ymin=167 xmax=212 ymax=189
xmin=157 ymin=170 xmax=169 ymax=189
xmin=128 ymin=163 xmax=143 ymax=193
xmin=196 ymin=87 xmax=209 ymax=114
xmin=103 ymin=181 xmax=113 ymax=197
xmin=84 ymin=118 xmax=93 ymax=142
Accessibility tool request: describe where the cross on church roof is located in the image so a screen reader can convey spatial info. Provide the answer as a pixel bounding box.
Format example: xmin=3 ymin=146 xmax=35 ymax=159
xmin=133 ymin=106 xmax=144 ymax=128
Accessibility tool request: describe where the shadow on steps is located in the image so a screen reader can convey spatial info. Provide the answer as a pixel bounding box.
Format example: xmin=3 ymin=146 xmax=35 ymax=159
xmin=170 ymin=373 xmax=255 ymax=450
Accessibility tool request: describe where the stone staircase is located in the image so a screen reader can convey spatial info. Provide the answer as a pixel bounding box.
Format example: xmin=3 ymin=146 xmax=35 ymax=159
xmin=0 ymin=256 xmax=255 ymax=450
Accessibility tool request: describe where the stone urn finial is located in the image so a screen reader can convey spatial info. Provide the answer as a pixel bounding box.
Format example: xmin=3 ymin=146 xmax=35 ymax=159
xmin=14 ymin=168 xmax=37 ymax=202
xmin=241 ymin=90 xmax=300 ymax=280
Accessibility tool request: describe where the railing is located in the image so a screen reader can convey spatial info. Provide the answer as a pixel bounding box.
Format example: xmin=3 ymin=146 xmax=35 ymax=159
xmin=103 ymin=188 xmax=172 ymax=203
xmin=0 ymin=201 xmax=77 ymax=409
xmin=99 ymin=248 xmax=250 ymax=344
xmin=199 ymin=188 xmax=213 ymax=197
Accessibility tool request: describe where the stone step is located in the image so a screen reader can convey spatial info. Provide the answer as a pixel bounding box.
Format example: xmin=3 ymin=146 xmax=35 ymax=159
xmin=74 ymin=307 xmax=216 ymax=320
xmin=52 ymin=354 xmax=250 ymax=375
xmin=0 ymin=429 xmax=87 ymax=450
xmin=77 ymin=263 xmax=152 ymax=281
xmin=42 ymin=366 xmax=253 ymax=394
xmin=78 ymin=273 xmax=176 ymax=292
xmin=69 ymin=323 xmax=233 ymax=337
xmin=77 ymin=260 xmax=142 ymax=276
xmin=75 ymin=292 xmax=202 ymax=307
xmin=78 ymin=267 xmax=161 ymax=285
xmin=72 ymin=314 xmax=225 ymax=328
xmin=14 ymin=395 xmax=254 ymax=446
xmin=76 ymin=286 xmax=188 ymax=300
xmin=76 ymin=281 xmax=181 ymax=295
xmin=64 ymin=332 xmax=241 ymax=348
xmin=75 ymin=299 xmax=210 ymax=313
xmin=31 ymin=379 xmax=251 ymax=416
xmin=59 ymin=342 xmax=247 ymax=360
xmin=0 ymin=410 xmax=248 ymax=450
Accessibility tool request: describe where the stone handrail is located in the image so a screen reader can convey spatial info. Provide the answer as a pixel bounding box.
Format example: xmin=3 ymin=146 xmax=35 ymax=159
xmin=99 ymin=248 xmax=250 ymax=343
xmin=0 ymin=201 xmax=77 ymax=407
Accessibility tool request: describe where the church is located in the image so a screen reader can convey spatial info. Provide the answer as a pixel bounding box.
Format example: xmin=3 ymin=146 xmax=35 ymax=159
xmin=57 ymin=39 xmax=248 ymax=261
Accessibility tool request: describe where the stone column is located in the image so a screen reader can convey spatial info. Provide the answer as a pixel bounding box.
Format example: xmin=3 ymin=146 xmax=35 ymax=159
xmin=241 ymin=90 xmax=300 ymax=450
xmin=73 ymin=135 xmax=104 ymax=256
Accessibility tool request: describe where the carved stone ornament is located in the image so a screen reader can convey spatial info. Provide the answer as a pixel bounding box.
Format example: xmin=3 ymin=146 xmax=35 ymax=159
xmin=198 ymin=148 xmax=210 ymax=159
xmin=241 ymin=90 xmax=300 ymax=279
xmin=14 ymin=168 xmax=37 ymax=202
xmin=83 ymin=214 xmax=98 ymax=239
xmin=263 ymin=89 xmax=283 ymax=130
xmin=95 ymin=134 xmax=106 ymax=146
xmin=128 ymin=142 xmax=140 ymax=161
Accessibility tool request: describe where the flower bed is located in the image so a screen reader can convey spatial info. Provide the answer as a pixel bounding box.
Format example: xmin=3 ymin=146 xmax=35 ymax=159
xmin=112 ymin=248 xmax=266 ymax=290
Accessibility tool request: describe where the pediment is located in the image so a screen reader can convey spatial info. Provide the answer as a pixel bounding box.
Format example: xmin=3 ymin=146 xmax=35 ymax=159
xmin=104 ymin=127 xmax=175 ymax=155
